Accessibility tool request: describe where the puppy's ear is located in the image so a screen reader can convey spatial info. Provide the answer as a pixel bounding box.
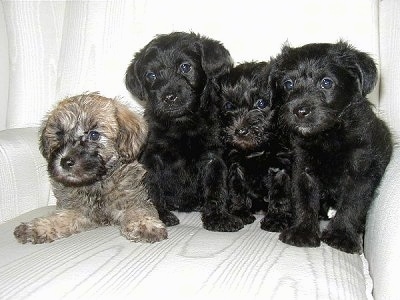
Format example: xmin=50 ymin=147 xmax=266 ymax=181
xmin=197 ymin=37 xmax=233 ymax=79
xmin=125 ymin=56 xmax=147 ymax=101
xmin=336 ymin=41 xmax=378 ymax=96
xmin=39 ymin=119 xmax=51 ymax=160
xmin=115 ymin=102 xmax=148 ymax=161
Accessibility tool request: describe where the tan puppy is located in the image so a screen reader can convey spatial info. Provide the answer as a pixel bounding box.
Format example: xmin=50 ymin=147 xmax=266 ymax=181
xmin=14 ymin=93 xmax=167 ymax=244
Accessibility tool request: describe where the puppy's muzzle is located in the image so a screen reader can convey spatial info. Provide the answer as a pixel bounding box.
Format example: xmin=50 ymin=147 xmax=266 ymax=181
xmin=60 ymin=156 xmax=75 ymax=170
xmin=235 ymin=127 xmax=249 ymax=137
xmin=163 ymin=93 xmax=178 ymax=104
xmin=293 ymin=106 xmax=311 ymax=119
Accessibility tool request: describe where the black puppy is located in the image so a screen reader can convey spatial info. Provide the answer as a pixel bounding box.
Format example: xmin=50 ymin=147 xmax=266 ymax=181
xmin=218 ymin=62 xmax=293 ymax=232
xmin=271 ymin=41 xmax=393 ymax=253
xmin=125 ymin=32 xmax=243 ymax=231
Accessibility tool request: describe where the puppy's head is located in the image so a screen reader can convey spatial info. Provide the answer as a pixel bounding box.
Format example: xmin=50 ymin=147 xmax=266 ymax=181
xmin=40 ymin=93 xmax=147 ymax=187
xmin=218 ymin=62 xmax=275 ymax=151
xmin=125 ymin=32 xmax=233 ymax=121
xmin=271 ymin=41 xmax=377 ymax=136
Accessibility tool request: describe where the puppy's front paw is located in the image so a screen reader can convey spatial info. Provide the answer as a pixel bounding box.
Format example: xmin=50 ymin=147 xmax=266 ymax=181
xmin=232 ymin=210 xmax=256 ymax=225
xmin=159 ymin=209 xmax=180 ymax=227
xmin=321 ymin=229 xmax=361 ymax=254
xmin=260 ymin=215 xmax=291 ymax=232
xmin=122 ymin=217 xmax=168 ymax=243
xmin=14 ymin=222 xmax=57 ymax=244
xmin=202 ymin=213 xmax=244 ymax=232
xmin=279 ymin=225 xmax=320 ymax=248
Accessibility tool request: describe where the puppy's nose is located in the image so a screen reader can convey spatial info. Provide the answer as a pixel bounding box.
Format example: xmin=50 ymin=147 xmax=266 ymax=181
xmin=235 ymin=128 xmax=249 ymax=136
xmin=60 ymin=157 xmax=75 ymax=169
xmin=294 ymin=107 xmax=311 ymax=118
xmin=164 ymin=94 xmax=178 ymax=103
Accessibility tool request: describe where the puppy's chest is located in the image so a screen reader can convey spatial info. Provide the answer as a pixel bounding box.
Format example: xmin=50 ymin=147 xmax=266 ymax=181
xmin=296 ymin=139 xmax=350 ymax=182
xmin=56 ymin=186 xmax=114 ymax=225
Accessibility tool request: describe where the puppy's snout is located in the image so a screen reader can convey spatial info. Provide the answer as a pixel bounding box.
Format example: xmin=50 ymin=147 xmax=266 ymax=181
xmin=293 ymin=106 xmax=311 ymax=118
xmin=235 ymin=128 xmax=249 ymax=136
xmin=164 ymin=94 xmax=178 ymax=104
xmin=60 ymin=157 xmax=75 ymax=169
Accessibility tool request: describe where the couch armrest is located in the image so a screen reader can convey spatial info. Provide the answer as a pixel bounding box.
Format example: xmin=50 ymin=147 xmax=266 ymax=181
xmin=0 ymin=127 xmax=52 ymax=223
xmin=364 ymin=145 xmax=400 ymax=299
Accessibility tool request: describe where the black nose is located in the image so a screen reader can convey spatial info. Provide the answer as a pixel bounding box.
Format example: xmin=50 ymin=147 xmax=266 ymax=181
xmin=60 ymin=157 xmax=75 ymax=169
xmin=164 ymin=94 xmax=178 ymax=103
xmin=294 ymin=107 xmax=311 ymax=118
xmin=235 ymin=128 xmax=249 ymax=136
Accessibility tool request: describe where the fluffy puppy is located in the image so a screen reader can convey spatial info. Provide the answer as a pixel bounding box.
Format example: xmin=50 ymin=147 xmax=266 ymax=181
xmin=125 ymin=32 xmax=243 ymax=231
xmin=14 ymin=93 xmax=167 ymax=244
xmin=271 ymin=42 xmax=393 ymax=253
xmin=218 ymin=62 xmax=293 ymax=232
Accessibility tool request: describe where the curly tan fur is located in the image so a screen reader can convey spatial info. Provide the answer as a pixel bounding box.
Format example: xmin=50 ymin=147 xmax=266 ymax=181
xmin=14 ymin=93 xmax=167 ymax=244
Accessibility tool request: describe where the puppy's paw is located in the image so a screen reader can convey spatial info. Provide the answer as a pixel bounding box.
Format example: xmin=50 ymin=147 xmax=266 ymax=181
xmin=14 ymin=222 xmax=57 ymax=244
xmin=202 ymin=212 xmax=244 ymax=232
xmin=279 ymin=225 xmax=320 ymax=248
xmin=232 ymin=210 xmax=256 ymax=225
xmin=260 ymin=215 xmax=291 ymax=232
xmin=159 ymin=209 xmax=180 ymax=227
xmin=122 ymin=217 xmax=168 ymax=243
xmin=321 ymin=229 xmax=361 ymax=254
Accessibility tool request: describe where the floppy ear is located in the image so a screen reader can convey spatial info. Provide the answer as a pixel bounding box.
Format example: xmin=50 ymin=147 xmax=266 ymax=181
xmin=197 ymin=36 xmax=233 ymax=79
xmin=336 ymin=41 xmax=377 ymax=96
xmin=39 ymin=119 xmax=51 ymax=160
xmin=115 ymin=102 xmax=148 ymax=161
xmin=125 ymin=55 xmax=147 ymax=101
xmin=353 ymin=50 xmax=377 ymax=96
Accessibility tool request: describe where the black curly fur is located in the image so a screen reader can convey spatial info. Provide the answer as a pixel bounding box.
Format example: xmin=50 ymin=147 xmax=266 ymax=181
xmin=271 ymin=41 xmax=393 ymax=253
xmin=125 ymin=32 xmax=243 ymax=231
xmin=217 ymin=61 xmax=293 ymax=232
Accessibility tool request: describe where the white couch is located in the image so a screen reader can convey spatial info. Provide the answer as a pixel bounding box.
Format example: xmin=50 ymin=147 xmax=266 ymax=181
xmin=0 ymin=1 xmax=399 ymax=299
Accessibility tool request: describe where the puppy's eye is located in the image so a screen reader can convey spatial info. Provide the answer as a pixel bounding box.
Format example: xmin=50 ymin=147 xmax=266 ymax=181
xmin=283 ymin=79 xmax=294 ymax=91
xmin=255 ymin=98 xmax=268 ymax=109
xmin=224 ymin=101 xmax=235 ymax=111
xmin=55 ymin=130 xmax=64 ymax=140
xmin=321 ymin=77 xmax=334 ymax=89
xmin=88 ymin=130 xmax=100 ymax=141
xmin=180 ymin=63 xmax=192 ymax=74
xmin=145 ymin=71 xmax=157 ymax=82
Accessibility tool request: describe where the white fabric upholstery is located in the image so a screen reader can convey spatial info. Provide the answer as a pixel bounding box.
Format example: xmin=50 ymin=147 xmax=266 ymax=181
xmin=0 ymin=0 xmax=399 ymax=299
xmin=0 ymin=208 xmax=372 ymax=300
xmin=0 ymin=127 xmax=54 ymax=223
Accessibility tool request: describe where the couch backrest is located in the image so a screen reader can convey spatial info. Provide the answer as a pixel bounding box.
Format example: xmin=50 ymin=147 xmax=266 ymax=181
xmin=0 ymin=0 xmax=383 ymax=130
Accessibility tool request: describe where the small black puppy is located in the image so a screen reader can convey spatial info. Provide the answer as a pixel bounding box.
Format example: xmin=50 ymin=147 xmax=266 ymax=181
xmin=218 ymin=62 xmax=293 ymax=232
xmin=271 ymin=41 xmax=393 ymax=253
xmin=125 ymin=32 xmax=244 ymax=231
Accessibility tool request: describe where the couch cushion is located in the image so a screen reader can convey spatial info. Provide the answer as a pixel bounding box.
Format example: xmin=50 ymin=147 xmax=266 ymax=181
xmin=0 ymin=127 xmax=53 ymax=223
xmin=0 ymin=207 xmax=372 ymax=299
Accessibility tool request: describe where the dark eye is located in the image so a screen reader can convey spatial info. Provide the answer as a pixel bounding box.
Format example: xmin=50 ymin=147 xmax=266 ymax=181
xmin=88 ymin=130 xmax=100 ymax=141
xmin=224 ymin=101 xmax=235 ymax=111
xmin=321 ymin=77 xmax=334 ymax=89
xmin=180 ymin=63 xmax=192 ymax=74
xmin=283 ymin=79 xmax=294 ymax=91
xmin=145 ymin=71 xmax=156 ymax=82
xmin=255 ymin=98 xmax=268 ymax=109
xmin=55 ymin=130 xmax=64 ymax=140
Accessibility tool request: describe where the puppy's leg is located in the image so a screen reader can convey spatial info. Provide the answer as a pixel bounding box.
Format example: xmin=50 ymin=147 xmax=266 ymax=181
xmin=279 ymin=168 xmax=320 ymax=247
xmin=200 ymin=154 xmax=244 ymax=232
xmin=321 ymin=178 xmax=373 ymax=253
xmin=118 ymin=207 xmax=167 ymax=243
xmin=145 ymin=156 xmax=180 ymax=227
xmin=228 ymin=163 xmax=256 ymax=224
xmin=261 ymin=169 xmax=292 ymax=232
xmin=14 ymin=209 xmax=96 ymax=244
